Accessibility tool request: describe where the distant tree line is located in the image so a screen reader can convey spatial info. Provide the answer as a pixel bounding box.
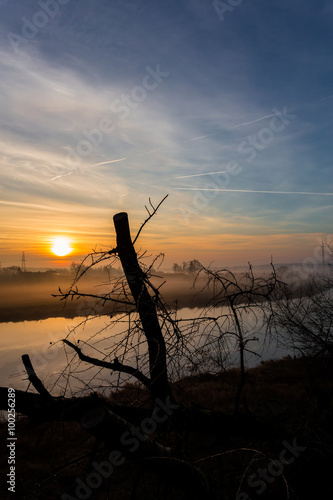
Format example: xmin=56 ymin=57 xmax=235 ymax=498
xmin=172 ymin=259 xmax=201 ymax=274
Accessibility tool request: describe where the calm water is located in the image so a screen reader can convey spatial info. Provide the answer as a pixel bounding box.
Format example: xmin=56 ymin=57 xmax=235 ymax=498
xmin=0 ymin=308 xmax=290 ymax=394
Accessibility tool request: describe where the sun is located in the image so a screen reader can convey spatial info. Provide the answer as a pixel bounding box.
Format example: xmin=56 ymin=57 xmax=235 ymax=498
xmin=51 ymin=237 xmax=73 ymax=257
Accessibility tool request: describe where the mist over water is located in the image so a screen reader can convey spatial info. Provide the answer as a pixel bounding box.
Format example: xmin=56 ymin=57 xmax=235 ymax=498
xmin=0 ymin=267 xmax=307 ymax=394
xmin=0 ymin=308 xmax=290 ymax=394
xmin=0 ymin=271 xmax=215 ymax=322
xmin=4 ymin=266 xmax=319 ymax=394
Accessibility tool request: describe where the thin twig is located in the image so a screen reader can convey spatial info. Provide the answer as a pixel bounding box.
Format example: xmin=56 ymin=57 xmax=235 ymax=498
xmin=132 ymin=195 xmax=169 ymax=246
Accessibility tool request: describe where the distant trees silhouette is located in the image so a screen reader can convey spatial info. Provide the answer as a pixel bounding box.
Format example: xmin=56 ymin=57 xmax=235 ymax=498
xmin=172 ymin=259 xmax=201 ymax=274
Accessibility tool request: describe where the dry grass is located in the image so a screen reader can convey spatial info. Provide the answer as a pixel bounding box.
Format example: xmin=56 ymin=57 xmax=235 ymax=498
xmin=0 ymin=355 xmax=332 ymax=499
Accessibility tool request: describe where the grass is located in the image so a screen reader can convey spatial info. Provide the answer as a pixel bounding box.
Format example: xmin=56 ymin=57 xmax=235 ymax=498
xmin=0 ymin=355 xmax=332 ymax=499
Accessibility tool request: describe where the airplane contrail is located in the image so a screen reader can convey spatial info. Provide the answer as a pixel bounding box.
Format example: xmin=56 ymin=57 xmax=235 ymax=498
xmin=232 ymin=113 xmax=277 ymax=129
xmin=50 ymin=171 xmax=73 ymax=181
xmin=320 ymin=94 xmax=333 ymax=102
xmin=50 ymin=157 xmax=128 ymax=181
xmin=136 ymin=149 xmax=161 ymax=156
xmin=89 ymin=157 xmax=128 ymax=167
xmin=185 ymin=114 xmax=276 ymax=138
xmin=174 ymin=188 xmax=333 ymax=196
xmin=186 ymin=133 xmax=217 ymax=142
xmin=166 ymin=170 xmax=228 ymax=180
xmin=183 ymin=112 xmax=286 ymax=138
xmin=50 ymin=151 xmax=159 ymax=182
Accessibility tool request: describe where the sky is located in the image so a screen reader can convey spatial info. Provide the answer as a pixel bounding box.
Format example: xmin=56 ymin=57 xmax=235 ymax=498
xmin=0 ymin=0 xmax=332 ymax=269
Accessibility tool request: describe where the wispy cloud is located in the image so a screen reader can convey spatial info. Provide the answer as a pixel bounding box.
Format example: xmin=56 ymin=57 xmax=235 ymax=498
xmin=0 ymin=200 xmax=70 ymax=212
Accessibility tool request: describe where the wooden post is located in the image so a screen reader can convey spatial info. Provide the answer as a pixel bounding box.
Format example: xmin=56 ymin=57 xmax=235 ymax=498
xmin=113 ymin=212 xmax=172 ymax=401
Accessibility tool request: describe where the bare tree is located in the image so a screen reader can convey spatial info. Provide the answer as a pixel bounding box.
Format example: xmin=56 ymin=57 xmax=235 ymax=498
xmin=186 ymin=262 xmax=280 ymax=413
xmin=270 ymin=270 xmax=333 ymax=357
xmin=53 ymin=196 xmax=184 ymax=403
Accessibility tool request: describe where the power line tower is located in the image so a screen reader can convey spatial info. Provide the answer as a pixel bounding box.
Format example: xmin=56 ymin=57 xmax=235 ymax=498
xmin=21 ymin=252 xmax=26 ymax=272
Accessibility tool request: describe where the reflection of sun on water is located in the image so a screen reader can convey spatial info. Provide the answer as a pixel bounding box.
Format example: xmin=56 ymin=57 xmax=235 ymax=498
xmin=51 ymin=237 xmax=73 ymax=257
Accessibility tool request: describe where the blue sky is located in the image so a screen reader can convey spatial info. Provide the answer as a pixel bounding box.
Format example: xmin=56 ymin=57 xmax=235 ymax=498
xmin=0 ymin=0 xmax=332 ymax=267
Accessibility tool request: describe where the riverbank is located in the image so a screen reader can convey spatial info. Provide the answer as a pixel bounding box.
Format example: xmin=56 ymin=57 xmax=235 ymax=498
xmin=0 ymin=355 xmax=332 ymax=499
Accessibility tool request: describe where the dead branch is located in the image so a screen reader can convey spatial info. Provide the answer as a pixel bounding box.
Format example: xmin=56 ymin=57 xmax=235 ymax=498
xmin=62 ymin=339 xmax=151 ymax=388
xmin=132 ymin=194 xmax=168 ymax=246
xmin=21 ymin=354 xmax=53 ymax=400
xmin=53 ymin=289 xmax=135 ymax=308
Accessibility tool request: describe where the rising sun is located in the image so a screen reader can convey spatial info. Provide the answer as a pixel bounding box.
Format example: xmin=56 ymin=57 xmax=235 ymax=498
xmin=51 ymin=237 xmax=73 ymax=257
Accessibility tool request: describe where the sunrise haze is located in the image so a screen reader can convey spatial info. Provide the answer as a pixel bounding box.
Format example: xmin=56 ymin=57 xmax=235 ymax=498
xmin=0 ymin=1 xmax=332 ymax=268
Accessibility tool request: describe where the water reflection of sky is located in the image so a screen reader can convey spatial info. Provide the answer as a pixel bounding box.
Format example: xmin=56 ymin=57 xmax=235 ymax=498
xmin=0 ymin=309 xmax=291 ymax=395
xmin=0 ymin=316 xmax=121 ymax=394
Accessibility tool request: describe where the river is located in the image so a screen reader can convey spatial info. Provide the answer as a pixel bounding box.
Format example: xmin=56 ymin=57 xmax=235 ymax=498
xmin=0 ymin=308 xmax=291 ymax=395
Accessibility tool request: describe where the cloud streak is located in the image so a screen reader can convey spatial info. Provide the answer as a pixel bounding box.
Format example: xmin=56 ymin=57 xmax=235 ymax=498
xmin=50 ymin=172 xmax=73 ymax=181
xmin=166 ymin=170 xmax=228 ymax=180
xmin=89 ymin=158 xmax=128 ymax=167
xmin=186 ymin=133 xmax=217 ymax=142
xmin=232 ymin=113 xmax=279 ymax=129
xmin=174 ymin=188 xmax=333 ymax=196
xmin=0 ymin=200 xmax=70 ymax=212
